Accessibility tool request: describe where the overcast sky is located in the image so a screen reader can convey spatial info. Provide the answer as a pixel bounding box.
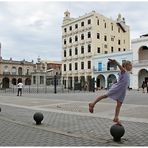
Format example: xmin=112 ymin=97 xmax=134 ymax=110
xmin=0 ymin=1 xmax=148 ymax=62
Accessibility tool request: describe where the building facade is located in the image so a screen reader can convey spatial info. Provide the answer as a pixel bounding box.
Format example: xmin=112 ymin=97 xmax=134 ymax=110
xmin=0 ymin=58 xmax=34 ymax=88
xmin=132 ymin=34 xmax=148 ymax=89
xmin=93 ymin=51 xmax=133 ymax=89
xmin=61 ymin=10 xmax=130 ymax=89
xmin=31 ymin=58 xmax=62 ymax=86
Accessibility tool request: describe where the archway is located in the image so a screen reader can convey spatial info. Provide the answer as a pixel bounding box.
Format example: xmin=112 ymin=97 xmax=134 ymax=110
xmin=138 ymin=46 xmax=148 ymax=61
xmin=107 ymin=74 xmax=117 ymax=89
xmin=12 ymin=78 xmax=17 ymax=85
xmin=25 ymin=78 xmax=31 ymax=85
xmin=18 ymin=78 xmax=22 ymax=83
xmin=2 ymin=77 xmax=9 ymax=88
xmin=138 ymin=69 xmax=148 ymax=88
xmin=96 ymin=74 xmax=105 ymax=89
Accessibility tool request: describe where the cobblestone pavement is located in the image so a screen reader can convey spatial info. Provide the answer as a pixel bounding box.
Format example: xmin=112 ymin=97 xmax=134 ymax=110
xmin=0 ymin=90 xmax=148 ymax=146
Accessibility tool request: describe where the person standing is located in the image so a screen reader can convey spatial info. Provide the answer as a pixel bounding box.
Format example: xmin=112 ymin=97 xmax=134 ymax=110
xmin=17 ymin=81 xmax=23 ymax=96
xmin=146 ymin=81 xmax=148 ymax=93
xmin=142 ymin=81 xmax=146 ymax=93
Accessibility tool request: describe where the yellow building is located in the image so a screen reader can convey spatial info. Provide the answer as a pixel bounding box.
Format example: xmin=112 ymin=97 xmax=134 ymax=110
xmin=61 ymin=10 xmax=130 ymax=89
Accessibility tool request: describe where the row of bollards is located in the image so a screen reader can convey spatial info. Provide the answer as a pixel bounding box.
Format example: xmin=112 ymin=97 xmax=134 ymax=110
xmin=33 ymin=112 xmax=125 ymax=142
xmin=0 ymin=109 xmax=125 ymax=142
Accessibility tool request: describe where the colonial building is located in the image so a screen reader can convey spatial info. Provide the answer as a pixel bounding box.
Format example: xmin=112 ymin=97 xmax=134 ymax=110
xmin=0 ymin=58 xmax=34 ymax=88
xmin=93 ymin=51 xmax=133 ymax=89
xmin=61 ymin=10 xmax=130 ymax=89
xmin=132 ymin=34 xmax=148 ymax=90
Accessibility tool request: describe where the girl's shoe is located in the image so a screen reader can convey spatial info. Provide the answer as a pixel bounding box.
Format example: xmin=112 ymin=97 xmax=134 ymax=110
xmin=89 ymin=103 xmax=94 ymax=113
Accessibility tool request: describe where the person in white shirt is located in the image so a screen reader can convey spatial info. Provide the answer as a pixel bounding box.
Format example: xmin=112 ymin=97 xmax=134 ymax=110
xmin=17 ymin=82 xmax=23 ymax=96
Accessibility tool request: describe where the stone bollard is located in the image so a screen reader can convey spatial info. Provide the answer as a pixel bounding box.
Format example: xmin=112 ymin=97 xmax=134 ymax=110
xmin=33 ymin=112 xmax=44 ymax=125
xmin=110 ymin=124 xmax=125 ymax=142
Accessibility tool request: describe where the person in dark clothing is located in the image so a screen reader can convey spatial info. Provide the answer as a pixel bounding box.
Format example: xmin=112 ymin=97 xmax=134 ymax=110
xmin=142 ymin=81 xmax=146 ymax=93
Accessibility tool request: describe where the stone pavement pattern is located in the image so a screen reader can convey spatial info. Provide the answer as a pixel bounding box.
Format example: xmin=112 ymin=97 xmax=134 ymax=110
xmin=0 ymin=90 xmax=148 ymax=146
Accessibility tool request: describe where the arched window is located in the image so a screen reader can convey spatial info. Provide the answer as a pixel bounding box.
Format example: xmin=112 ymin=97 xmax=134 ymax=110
xmin=12 ymin=67 xmax=17 ymax=75
xmin=18 ymin=67 xmax=23 ymax=75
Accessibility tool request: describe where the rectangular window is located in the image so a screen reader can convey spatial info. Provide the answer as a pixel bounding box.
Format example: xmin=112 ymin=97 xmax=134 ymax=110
xmin=97 ymin=19 xmax=99 ymax=25
xmin=104 ymin=22 xmax=106 ymax=28
xmin=88 ymin=61 xmax=91 ymax=69
xmin=118 ymin=39 xmax=120 ymax=45
xmin=33 ymin=76 xmax=36 ymax=84
xmin=111 ymin=24 xmax=113 ymax=31
xmin=88 ymin=32 xmax=91 ymax=38
xmin=26 ymin=69 xmax=29 ymax=75
xmin=97 ymin=33 xmax=100 ymax=39
xmin=64 ymin=50 xmax=66 ymax=57
xmin=98 ymin=63 xmax=102 ymax=71
xmin=88 ymin=44 xmax=91 ymax=52
xmin=81 ymin=46 xmax=84 ymax=54
xmin=81 ymin=21 xmax=84 ymax=27
xmin=104 ymin=35 xmax=107 ymax=41
xmin=111 ymin=47 xmax=114 ymax=52
xmin=64 ymin=28 xmax=67 ymax=33
xmin=69 ymin=26 xmax=72 ymax=31
xmin=64 ymin=39 xmax=66 ymax=45
xmin=69 ymin=63 xmax=72 ymax=71
xmin=81 ymin=62 xmax=84 ymax=69
xmin=75 ymin=24 xmax=78 ymax=29
xmin=97 ymin=47 xmax=100 ymax=53
xmin=64 ymin=64 xmax=66 ymax=71
xmin=75 ymin=47 xmax=78 ymax=55
xmin=75 ymin=63 xmax=78 ymax=70
xmin=69 ymin=49 xmax=72 ymax=56
xmin=40 ymin=76 xmax=44 ymax=84
xmin=88 ymin=19 xmax=91 ymax=24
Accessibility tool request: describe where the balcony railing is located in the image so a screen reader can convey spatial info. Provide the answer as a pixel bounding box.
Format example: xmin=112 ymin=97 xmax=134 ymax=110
xmin=3 ymin=72 xmax=10 ymax=75
xmin=93 ymin=67 xmax=119 ymax=73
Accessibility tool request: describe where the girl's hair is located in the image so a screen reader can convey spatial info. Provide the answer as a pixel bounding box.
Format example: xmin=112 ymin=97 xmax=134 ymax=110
xmin=122 ymin=60 xmax=132 ymax=68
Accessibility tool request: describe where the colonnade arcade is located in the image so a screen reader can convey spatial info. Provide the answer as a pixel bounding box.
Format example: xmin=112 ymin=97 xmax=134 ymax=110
xmin=1 ymin=77 xmax=31 ymax=88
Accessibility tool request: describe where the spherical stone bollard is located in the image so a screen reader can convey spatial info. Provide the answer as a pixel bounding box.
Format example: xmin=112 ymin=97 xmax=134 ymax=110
xmin=110 ymin=124 xmax=125 ymax=142
xmin=33 ymin=112 xmax=44 ymax=125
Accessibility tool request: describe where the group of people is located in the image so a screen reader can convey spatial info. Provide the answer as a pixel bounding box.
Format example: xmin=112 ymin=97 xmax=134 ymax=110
xmin=142 ymin=80 xmax=148 ymax=93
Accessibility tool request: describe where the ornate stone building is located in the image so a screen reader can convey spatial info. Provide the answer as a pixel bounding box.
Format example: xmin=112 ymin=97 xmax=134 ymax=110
xmin=0 ymin=58 xmax=34 ymax=88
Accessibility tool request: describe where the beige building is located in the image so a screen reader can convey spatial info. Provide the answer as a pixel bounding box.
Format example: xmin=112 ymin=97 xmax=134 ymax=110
xmin=0 ymin=58 xmax=34 ymax=88
xmin=61 ymin=10 xmax=130 ymax=89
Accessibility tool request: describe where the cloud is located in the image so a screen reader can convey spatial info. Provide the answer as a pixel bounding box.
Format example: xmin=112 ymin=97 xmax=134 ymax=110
xmin=0 ymin=1 xmax=148 ymax=62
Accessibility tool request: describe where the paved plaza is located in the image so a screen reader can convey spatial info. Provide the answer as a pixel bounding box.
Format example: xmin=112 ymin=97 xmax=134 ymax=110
xmin=0 ymin=90 xmax=148 ymax=146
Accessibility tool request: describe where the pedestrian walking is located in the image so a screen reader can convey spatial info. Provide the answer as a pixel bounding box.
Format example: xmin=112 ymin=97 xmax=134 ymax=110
xmin=17 ymin=81 xmax=23 ymax=96
xmin=89 ymin=59 xmax=132 ymax=125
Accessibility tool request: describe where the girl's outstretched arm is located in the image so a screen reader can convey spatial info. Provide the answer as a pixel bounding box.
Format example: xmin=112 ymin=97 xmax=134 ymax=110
xmin=108 ymin=59 xmax=125 ymax=72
